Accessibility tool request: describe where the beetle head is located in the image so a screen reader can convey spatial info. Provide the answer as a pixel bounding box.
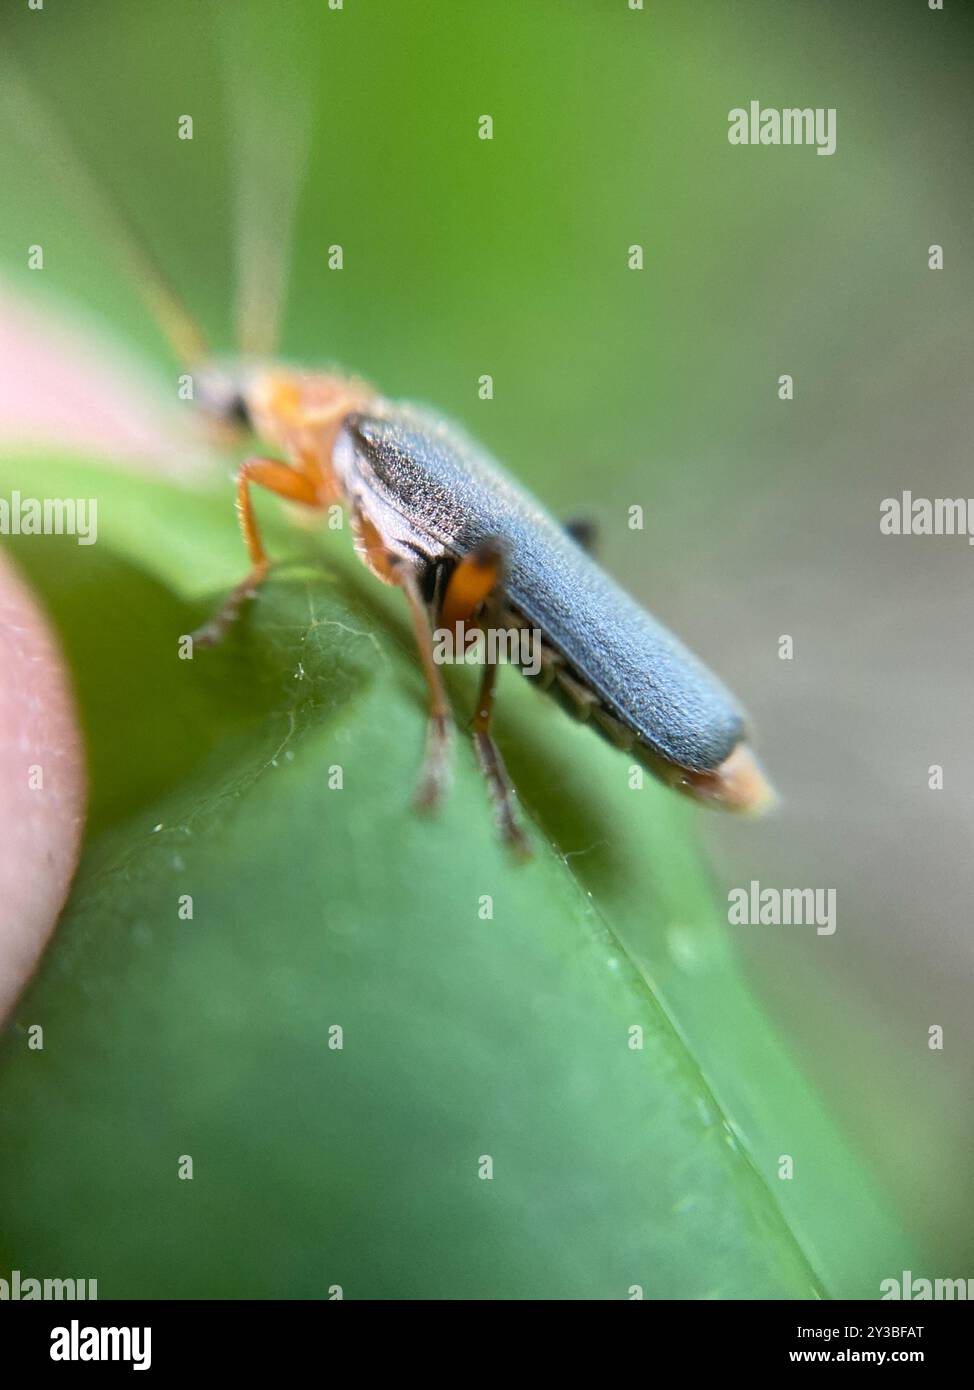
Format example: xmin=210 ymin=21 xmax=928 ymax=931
xmin=192 ymin=358 xmax=261 ymax=437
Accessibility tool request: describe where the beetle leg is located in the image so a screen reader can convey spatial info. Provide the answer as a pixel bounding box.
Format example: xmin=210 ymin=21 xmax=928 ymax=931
xmin=439 ymin=541 xmax=504 ymax=630
xmin=397 ymin=564 xmax=455 ymax=814
xmin=471 ymin=655 xmax=532 ymax=859
xmin=193 ymin=456 xmax=321 ymax=647
xmin=563 ymin=516 xmax=598 ymax=554
xmin=439 ymin=542 xmax=531 ymax=857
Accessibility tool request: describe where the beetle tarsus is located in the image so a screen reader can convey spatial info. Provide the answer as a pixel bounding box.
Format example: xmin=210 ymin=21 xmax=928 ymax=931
xmin=468 ymin=643 xmax=532 ymax=858
xmin=473 ymin=728 xmax=532 ymax=859
xmin=413 ymin=710 xmax=454 ymax=814
xmin=397 ymin=564 xmax=456 ymax=815
xmin=192 ymin=562 xmax=269 ymax=648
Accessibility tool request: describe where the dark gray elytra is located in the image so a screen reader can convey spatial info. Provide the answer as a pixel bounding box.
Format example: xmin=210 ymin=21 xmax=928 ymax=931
xmin=334 ymin=405 xmax=745 ymax=774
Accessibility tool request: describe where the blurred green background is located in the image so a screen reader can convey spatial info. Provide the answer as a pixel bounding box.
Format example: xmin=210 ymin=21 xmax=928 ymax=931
xmin=0 ymin=0 xmax=972 ymax=1297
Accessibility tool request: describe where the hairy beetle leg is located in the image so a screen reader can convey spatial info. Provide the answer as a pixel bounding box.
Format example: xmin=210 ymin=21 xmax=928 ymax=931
xmin=472 ymin=658 xmax=532 ymax=860
xmin=441 ymin=542 xmax=532 ymax=858
xmin=563 ymin=515 xmax=598 ymax=555
xmin=193 ymin=455 xmax=322 ymax=647
xmin=439 ymin=540 xmax=504 ymax=630
xmin=193 ymin=562 xmax=269 ymax=649
xmin=398 ymin=565 xmax=455 ymax=815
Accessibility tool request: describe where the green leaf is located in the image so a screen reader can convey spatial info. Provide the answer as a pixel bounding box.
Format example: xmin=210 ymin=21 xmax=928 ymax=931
xmin=0 ymin=0 xmax=926 ymax=1300
xmin=0 ymin=453 xmax=913 ymax=1297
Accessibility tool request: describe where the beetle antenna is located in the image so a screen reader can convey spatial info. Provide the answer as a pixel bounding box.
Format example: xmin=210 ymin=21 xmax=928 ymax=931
xmin=0 ymin=48 xmax=211 ymax=367
xmin=216 ymin=7 xmax=315 ymax=359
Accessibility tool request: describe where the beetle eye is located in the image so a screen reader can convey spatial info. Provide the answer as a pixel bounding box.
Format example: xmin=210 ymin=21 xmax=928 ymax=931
xmin=226 ymin=395 xmax=250 ymax=429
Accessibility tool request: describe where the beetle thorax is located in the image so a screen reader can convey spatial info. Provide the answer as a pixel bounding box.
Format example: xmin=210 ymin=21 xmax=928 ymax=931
xmin=247 ymin=369 xmax=375 ymax=496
